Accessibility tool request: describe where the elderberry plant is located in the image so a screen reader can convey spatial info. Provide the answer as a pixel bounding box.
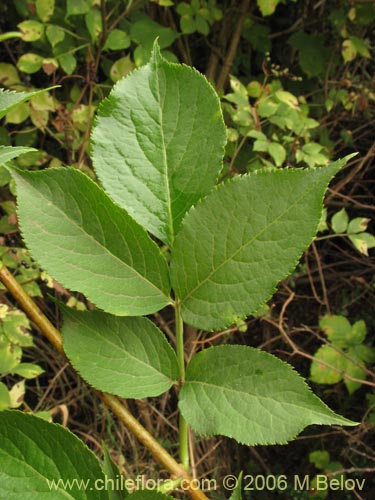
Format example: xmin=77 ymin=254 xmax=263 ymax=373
xmin=0 ymin=42 xmax=356 ymax=499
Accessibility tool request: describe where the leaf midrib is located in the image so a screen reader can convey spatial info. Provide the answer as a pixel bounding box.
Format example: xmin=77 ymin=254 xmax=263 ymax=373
xmin=20 ymin=171 xmax=169 ymax=301
xmin=180 ymin=171 xmax=326 ymax=303
xmin=155 ymin=66 xmax=174 ymax=245
xmin=185 ymin=380 xmax=334 ymax=419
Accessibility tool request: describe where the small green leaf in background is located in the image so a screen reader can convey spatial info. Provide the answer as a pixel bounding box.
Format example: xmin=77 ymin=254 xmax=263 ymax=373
xmin=103 ymin=29 xmax=131 ymax=51
xmin=319 ymin=314 xmax=353 ymax=347
xmin=13 ymin=363 xmax=44 ymax=379
xmin=58 ymin=53 xmax=77 ymax=74
xmin=257 ymin=0 xmax=281 ymax=16
xmin=5 ymin=102 xmax=30 ymax=124
xmin=311 ymin=315 xmax=375 ymax=394
xmin=348 ymin=232 xmax=375 ymax=256
xmin=66 ymin=0 xmax=90 ymax=16
xmin=62 ymin=309 xmax=179 ymax=399
xmin=17 ymin=20 xmax=44 ymax=42
xmin=0 ymin=381 xmax=11 ymax=410
xmin=347 ymin=217 xmax=369 ymax=234
xmin=0 ymin=410 xmax=109 ymax=499
xmin=85 ymin=9 xmax=102 ymax=42
xmin=0 ymin=337 xmax=21 ymax=373
xmin=171 ymin=158 xmax=350 ymax=331
xmin=92 ymin=41 xmax=226 ymax=245
xmin=342 ymin=36 xmax=371 ymax=63
xmin=268 ymin=141 xmax=286 ymax=166
xmin=46 ymin=25 xmax=65 ymax=47
xmin=1 ymin=308 xmax=33 ymax=347
xmin=331 ymin=208 xmax=349 ymax=233
xmin=130 ymin=17 xmax=179 ymax=53
xmin=179 ymin=346 xmax=356 ymax=445
xmin=8 ymin=380 xmax=25 ymax=408
xmin=310 ymin=345 xmax=345 ymax=385
xmin=110 ymin=56 xmax=135 ymax=83
xmin=309 ymin=450 xmax=330 ymax=469
xmin=8 ymin=167 xmax=171 ymax=316
xmin=36 ymin=0 xmax=55 ymax=22
xmin=17 ymin=53 xmax=44 ymax=74
xmin=0 ymin=63 xmax=21 ymax=87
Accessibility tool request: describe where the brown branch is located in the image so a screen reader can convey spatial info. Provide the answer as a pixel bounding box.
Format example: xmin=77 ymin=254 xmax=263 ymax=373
xmin=216 ymin=0 xmax=250 ymax=91
xmin=0 ymin=263 xmax=209 ymax=500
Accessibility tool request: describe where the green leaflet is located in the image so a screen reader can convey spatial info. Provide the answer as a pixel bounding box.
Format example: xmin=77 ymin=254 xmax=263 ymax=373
xmin=9 ymin=167 xmax=171 ymax=316
xmin=0 ymin=86 xmax=58 ymax=119
xmin=62 ymin=308 xmax=179 ymax=399
xmin=92 ymin=41 xmax=226 ymax=245
xmin=0 ymin=145 xmax=36 ymax=166
xmin=178 ymin=346 xmax=357 ymax=446
xmin=171 ymin=158 xmax=352 ymax=331
xmin=0 ymin=410 xmax=109 ymax=499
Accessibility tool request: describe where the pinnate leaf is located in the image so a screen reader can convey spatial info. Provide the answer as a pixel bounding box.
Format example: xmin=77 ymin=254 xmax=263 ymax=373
xmin=171 ymin=158 xmax=351 ymax=331
xmin=9 ymin=167 xmax=171 ymax=316
xmin=0 ymin=410 xmax=108 ymax=499
xmin=62 ymin=308 xmax=179 ymax=398
xmin=179 ymin=346 xmax=356 ymax=445
xmin=92 ymin=41 xmax=226 ymax=245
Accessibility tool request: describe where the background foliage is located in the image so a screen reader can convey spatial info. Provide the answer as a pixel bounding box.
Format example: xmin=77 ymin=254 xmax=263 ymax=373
xmin=0 ymin=0 xmax=374 ymax=498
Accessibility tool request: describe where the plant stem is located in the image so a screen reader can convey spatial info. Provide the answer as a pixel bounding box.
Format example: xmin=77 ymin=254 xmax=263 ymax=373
xmin=175 ymin=300 xmax=190 ymax=471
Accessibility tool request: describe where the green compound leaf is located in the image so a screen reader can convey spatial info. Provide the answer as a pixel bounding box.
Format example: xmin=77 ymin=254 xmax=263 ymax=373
xmin=62 ymin=308 xmax=179 ymax=399
xmin=171 ymin=158 xmax=351 ymax=331
xmin=0 ymin=410 xmax=109 ymax=500
xmin=0 ymin=87 xmax=58 ymax=119
xmin=92 ymin=41 xmax=226 ymax=245
xmin=179 ymin=346 xmax=357 ymax=446
xmin=9 ymin=167 xmax=171 ymax=316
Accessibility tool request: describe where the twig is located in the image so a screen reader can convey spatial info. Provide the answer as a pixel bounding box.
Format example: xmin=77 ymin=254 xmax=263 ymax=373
xmin=311 ymin=241 xmax=330 ymax=313
xmin=0 ymin=262 xmax=209 ymax=500
xmin=216 ymin=0 xmax=250 ymax=91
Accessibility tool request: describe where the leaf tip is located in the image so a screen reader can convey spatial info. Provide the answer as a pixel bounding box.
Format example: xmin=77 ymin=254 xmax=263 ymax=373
xmin=150 ymin=38 xmax=164 ymax=66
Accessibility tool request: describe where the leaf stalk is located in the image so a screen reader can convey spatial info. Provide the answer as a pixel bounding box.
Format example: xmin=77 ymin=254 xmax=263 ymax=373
xmin=175 ymin=300 xmax=190 ymax=471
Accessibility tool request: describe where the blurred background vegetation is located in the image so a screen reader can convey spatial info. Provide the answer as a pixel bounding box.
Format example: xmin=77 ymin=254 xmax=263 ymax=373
xmin=0 ymin=0 xmax=374 ymax=498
